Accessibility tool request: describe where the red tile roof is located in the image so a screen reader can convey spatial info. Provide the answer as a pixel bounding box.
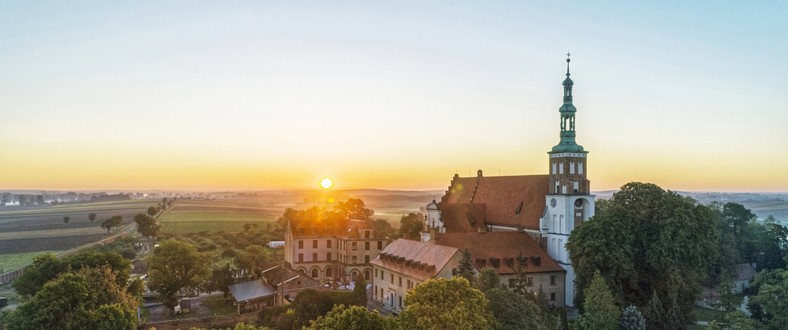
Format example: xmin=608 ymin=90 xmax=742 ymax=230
xmin=370 ymin=239 xmax=459 ymax=282
xmin=434 ymin=232 xmax=564 ymax=274
xmin=440 ymin=174 xmax=548 ymax=230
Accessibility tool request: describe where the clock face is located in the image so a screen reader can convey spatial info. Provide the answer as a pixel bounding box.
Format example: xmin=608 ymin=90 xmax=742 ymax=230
xmin=550 ymin=198 xmax=557 ymax=207
xmin=574 ymin=199 xmax=583 ymax=208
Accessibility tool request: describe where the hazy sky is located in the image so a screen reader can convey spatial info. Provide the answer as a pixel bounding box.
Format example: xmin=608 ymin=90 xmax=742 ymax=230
xmin=1 ymin=1 xmax=786 ymax=191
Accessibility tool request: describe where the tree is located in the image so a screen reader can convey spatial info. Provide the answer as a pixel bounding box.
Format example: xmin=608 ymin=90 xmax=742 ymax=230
xmin=373 ymin=219 xmax=394 ymax=237
xmin=456 ymin=248 xmax=476 ymax=284
xmin=665 ymin=297 xmax=685 ymax=330
xmin=567 ymin=182 xmax=717 ymax=321
xmin=146 ymin=239 xmax=211 ymax=311
xmin=620 ymin=305 xmax=645 ymax=330
xmin=291 ymin=289 xmax=359 ymax=328
xmin=486 ymin=287 xmax=550 ymax=330
xmin=206 ymin=263 xmax=235 ymax=299
xmin=749 ymin=268 xmax=788 ymax=330
xmin=399 ymin=277 xmax=496 ymax=330
xmin=307 ymin=305 xmax=388 ymax=330
xmin=13 ymin=251 xmax=131 ymax=297
xmin=63 ymin=216 xmax=70 ymax=224
xmin=475 ymin=267 xmax=502 ymax=293
xmin=398 ymin=212 xmax=423 ymax=240
xmin=576 ymin=270 xmax=620 ymax=330
xmin=36 ymin=195 xmax=44 ymax=205
xmin=511 ymin=254 xmax=529 ymax=296
xmin=147 ymin=206 xmax=158 ymax=216
xmin=89 ymin=212 xmax=97 ymax=222
xmin=133 ymin=213 xmax=161 ymax=238
xmin=643 ymin=291 xmax=665 ymax=330
xmin=353 ymin=276 xmax=367 ymax=306
xmin=101 ymin=215 xmax=124 ymax=233
xmin=4 ymin=266 xmax=138 ymax=330
xmin=234 ymin=244 xmax=270 ymax=279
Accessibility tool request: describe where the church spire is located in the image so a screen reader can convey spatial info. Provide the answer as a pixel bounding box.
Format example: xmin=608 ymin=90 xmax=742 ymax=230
xmin=551 ymin=52 xmax=585 ymax=154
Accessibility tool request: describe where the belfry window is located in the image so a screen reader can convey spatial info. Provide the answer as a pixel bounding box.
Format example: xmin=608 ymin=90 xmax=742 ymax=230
xmin=579 ymin=161 xmax=584 ymax=174
xmin=570 ymin=162 xmax=575 ymax=174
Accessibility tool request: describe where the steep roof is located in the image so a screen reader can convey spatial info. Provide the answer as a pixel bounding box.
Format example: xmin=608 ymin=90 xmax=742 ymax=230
xmin=735 ymin=263 xmax=757 ymax=281
xmin=370 ymin=239 xmax=459 ymax=282
xmin=435 ymin=232 xmax=564 ymax=274
xmin=440 ymin=174 xmax=549 ymax=230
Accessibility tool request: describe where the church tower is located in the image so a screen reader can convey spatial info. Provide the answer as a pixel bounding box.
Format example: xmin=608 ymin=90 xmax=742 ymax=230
xmin=542 ymin=54 xmax=595 ymax=308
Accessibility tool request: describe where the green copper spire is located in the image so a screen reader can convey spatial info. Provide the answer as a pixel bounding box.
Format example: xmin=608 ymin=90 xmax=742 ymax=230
xmin=551 ymin=53 xmax=586 ymax=153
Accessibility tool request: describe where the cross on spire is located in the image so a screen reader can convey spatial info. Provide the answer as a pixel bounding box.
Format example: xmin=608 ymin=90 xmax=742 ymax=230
xmin=566 ymin=52 xmax=571 ymax=76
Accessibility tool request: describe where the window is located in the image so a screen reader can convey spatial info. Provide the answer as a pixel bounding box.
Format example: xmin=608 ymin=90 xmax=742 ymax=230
xmin=365 ymin=255 xmax=370 ymax=263
xmin=365 ymin=242 xmax=370 ymax=250
xmin=326 ymin=267 xmax=333 ymax=277
xmin=374 ymin=285 xmax=377 ymax=298
xmin=298 ymin=240 xmax=303 ymax=249
xmin=552 ymin=162 xmax=556 ymax=174
xmin=399 ymin=296 xmax=402 ymax=308
xmin=390 ymin=274 xmax=394 ymax=283
xmin=365 ymin=231 xmax=370 ymax=238
xmin=551 ymin=292 xmax=556 ymax=301
xmin=399 ymin=276 xmax=402 ymax=287
xmin=527 ymin=277 xmax=533 ymax=287
xmin=551 ymin=276 xmax=556 ymax=286
xmin=375 ymin=269 xmax=378 ymax=278
xmin=570 ymin=162 xmax=575 ymax=174
xmin=327 ymin=240 xmax=332 ymax=248
xmin=381 ymin=270 xmax=384 ymax=279
xmin=579 ymin=161 xmax=584 ymax=174
xmin=313 ymin=240 xmax=317 ymax=248
xmin=312 ymin=253 xmax=317 ymax=261
xmin=352 ymin=242 xmax=357 ymax=251
xmin=298 ymin=253 xmax=303 ymax=262
xmin=311 ymin=268 xmax=318 ymax=278
xmin=378 ymin=241 xmax=383 ymax=249
xmin=508 ymin=279 xmax=516 ymax=288
xmin=352 ymin=256 xmax=357 ymax=264
xmin=559 ymin=163 xmax=564 ymax=174
xmin=327 ymin=253 xmax=332 ymax=261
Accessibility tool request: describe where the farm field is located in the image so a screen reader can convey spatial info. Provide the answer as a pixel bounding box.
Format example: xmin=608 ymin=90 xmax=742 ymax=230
xmin=159 ymin=191 xmax=433 ymax=234
xmin=0 ymin=199 xmax=157 ymax=270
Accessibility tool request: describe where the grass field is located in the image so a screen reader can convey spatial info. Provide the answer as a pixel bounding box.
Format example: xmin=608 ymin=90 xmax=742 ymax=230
xmin=159 ymin=198 xmax=281 ymax=233
xmin=0 ymin=250 xmax=59 ymax=272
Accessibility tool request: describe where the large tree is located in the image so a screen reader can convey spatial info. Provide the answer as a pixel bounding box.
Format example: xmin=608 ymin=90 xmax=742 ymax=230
xmin=566 ymin=182 xmax=717 ymax=323
xmin=133 ymin=213 xmax=161 ymax=238
xmin=749 ymin=267 xmax=788 ymax=330
xmin=4 ymin=266 xmax=138 ymax=330
xmin=486 ymin=287 xmax=550 ymax=330
xmin=146 ymin=239 xmax=211 ymax=311
xmin=399 ymin=277 xmax=496 ymax=330
xmin=307 ymin=305 xmax=389 ymax=330
xmin=398 ymin=212 xmax=424 ymax=240
xmin=13 ymin=251 xmax=131 ymax=297
xmin=456 ymin=248 xmax=476 ymax=284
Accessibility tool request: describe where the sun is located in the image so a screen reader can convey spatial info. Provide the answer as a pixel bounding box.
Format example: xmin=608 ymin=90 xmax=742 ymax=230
xmin=320 ymin=177 xmax=334 ymax=190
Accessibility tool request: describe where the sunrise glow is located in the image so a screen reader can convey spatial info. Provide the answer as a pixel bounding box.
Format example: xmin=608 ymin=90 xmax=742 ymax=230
xmin=0 ymin=2 xmax=785 ymax=192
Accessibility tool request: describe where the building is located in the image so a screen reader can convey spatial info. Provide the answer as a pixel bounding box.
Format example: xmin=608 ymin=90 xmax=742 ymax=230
xmin=284 ymin=218 xmax=389 ymax=282
xmin=733 ymin=263 xmax=757 ymax=294
xmin=370 ymin=239 xmax=461 ymax=313
xmin=425 ymin=55 xmax=594 ymax=307
xmin=432 ymin=232 xmax=566 ymax=306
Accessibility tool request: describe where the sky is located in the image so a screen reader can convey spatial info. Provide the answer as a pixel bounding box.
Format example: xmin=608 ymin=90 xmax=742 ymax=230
xmin=1 ymin=1 xmax=786 ymax=192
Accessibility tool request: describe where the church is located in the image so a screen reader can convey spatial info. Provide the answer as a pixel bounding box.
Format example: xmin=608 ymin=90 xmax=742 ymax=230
xmin=421 ymin=55 xmax=594 ymax=308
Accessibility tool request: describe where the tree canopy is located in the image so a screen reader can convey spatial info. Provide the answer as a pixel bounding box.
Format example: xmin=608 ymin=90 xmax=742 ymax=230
xmin=576 ymin=270 xmax=620 ymax=330
xmin=133 ymin=213 xmax=161 ymax=238
xmin=567 ymin=182 xmax=717 ymax=323
xmin=486 ymin=287 xmax=550 ymax=330
xmin=399 ymin=277 xmax=496 ymax=330
xmin=4 ymin=266 xmax=138 ymax=330
xmin=277 ymin=198 xmax=374 ymax=230
xmin=13 ymin=251 xmax=131 ymax=297
xmin=146 ymin=239 xmax=211 ymax=310
xmin=306 ymin=305 xmax=389 ymax=330
xmin=398 ymin=212 xmax=424 ymax=240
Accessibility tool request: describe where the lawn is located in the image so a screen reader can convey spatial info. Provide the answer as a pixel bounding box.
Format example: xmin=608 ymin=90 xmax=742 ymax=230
xmin=0 ymin=250 xmax=60 ymax=272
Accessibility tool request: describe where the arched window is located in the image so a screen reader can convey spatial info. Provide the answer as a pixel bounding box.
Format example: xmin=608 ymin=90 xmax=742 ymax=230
xmin=325 ymin=267 xmax=333 ymax=278
xmin=365 ymin=270 xmax=371 ymax=281
xmin=311 ymin=268 xmax=319 ymax=279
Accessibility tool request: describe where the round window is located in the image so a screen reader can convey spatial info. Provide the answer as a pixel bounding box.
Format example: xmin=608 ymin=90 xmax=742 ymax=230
xmin=550 ymin=198 xmax=557 ymax=207
xmin=574 ymin=199 xmax=583 ymax=208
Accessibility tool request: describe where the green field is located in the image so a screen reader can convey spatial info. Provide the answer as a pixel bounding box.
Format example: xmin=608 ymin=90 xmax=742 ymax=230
xmin=0 ymin=250 xmax=60 ymax=272
xmin=158 ymin=198 xmax=281 ymax=233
